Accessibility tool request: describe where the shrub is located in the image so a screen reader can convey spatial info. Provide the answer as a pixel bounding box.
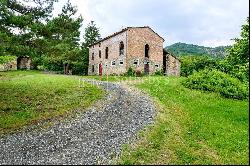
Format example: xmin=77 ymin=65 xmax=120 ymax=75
xmin=154 ymin=69 xmax=164 ymax=76
xmin=182 ymin=69 xmax=249 ymax=100
xmin=126 ymin=67 xmax=135 ymax=76
xmin=0 ymin=56 xmax=16 ymax=64
xmin=135 ymin=70 xmax=143 ymax=77
xmin=180 ymin=55 xmax=218 ymax=77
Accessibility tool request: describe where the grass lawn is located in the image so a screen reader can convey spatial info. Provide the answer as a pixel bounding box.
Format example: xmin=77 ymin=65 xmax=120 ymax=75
xmin=0 ymin=70 xmax=104 ymax=135
xmin=118 ymin=77 xmax=249 ymax=165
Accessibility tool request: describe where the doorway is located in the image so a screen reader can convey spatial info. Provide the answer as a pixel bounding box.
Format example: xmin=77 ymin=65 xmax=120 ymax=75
xmin=144 ymin=44 xmax=150 ymax=75
xmin=99 ymin=63 xmax=102 ymax=76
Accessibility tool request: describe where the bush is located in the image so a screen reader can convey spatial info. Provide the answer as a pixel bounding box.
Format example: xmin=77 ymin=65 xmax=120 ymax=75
xmin=182 ymin=69 xmax=249 ymax=100
xmin=126 ymin=67 xmax=135 ymax=76
xmin=180 ymin=55 xmax=218 ymax=77
xmin=0 ymin=56 xmax=16 ymax=64
xmin=135 ymin=70 xmax=143 ymax=77
xmin=154 ymin=69 xmax=164 ymax=76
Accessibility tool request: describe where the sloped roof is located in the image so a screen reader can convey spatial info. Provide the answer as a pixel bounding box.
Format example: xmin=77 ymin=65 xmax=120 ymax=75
xmin=163 ymin=48 xmax=181 ymax=62
xmin=89 ymin=26 xmax=165 ymax=47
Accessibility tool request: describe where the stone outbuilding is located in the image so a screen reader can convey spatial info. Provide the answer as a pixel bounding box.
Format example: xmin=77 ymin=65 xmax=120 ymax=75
xmin=0 ymin=56 xmax=32 ymax=71
xmin=88 ymin=26 xmax=180 ymax=76
xmin=163 ymin=49 xmax=181 ymax=76
xmin=0 ymin=57 xmax=17 ymax=71
xmin=17 ymin=56 xmax=31 ymax=70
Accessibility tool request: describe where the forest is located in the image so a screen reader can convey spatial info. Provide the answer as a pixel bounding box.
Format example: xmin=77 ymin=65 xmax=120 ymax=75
xmin=0 ymin=0 xmax=101 ymax=75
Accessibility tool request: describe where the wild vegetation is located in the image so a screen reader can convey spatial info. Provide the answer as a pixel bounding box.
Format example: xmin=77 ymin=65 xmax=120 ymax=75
xmin=0 ymin=70 xmax=104 ymax=135
xmin=179 ymin=17 xmax=249 ymax=100
xmin=118 ymin=77 xmax=249 ymax=165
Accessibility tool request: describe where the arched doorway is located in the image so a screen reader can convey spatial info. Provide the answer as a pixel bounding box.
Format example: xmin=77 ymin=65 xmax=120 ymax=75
xmin=144 ymin=44 xmax=150 ymax=75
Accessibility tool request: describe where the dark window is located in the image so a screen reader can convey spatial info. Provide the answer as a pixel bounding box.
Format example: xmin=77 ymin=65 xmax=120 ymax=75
xmin=99 ymin=50 xmax=101 ymax=58
xmin=119 ymin=60 xmax=124 ymax=65
xmin=99 ymin=43 xmax=101 ymax=47
xmin=111 ymin=60 xmax=116 ymax=66
xmin=92 ymin=65 xmax=94 ymax=72
xmin=105 ymin=47 xmax=109 ymax=59
xmin=134 ymin=59 xmax=139 ymax=65
xmin=145 ymin=44 xmax=149 ymax=58
xmin=119 ymin=41 xmax=124 ymax=56
xmin=92 ymin=53 xmax=94 ymax=60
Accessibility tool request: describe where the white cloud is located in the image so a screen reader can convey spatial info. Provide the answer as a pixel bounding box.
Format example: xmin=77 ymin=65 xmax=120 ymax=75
xmin=54 ymin=0 xmax=249 ymax=47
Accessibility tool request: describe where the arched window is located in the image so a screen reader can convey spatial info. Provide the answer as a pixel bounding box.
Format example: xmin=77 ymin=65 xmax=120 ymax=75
xmin=92 ymin=52 xmax=94 ymax=60
xmin=119 ymin=41 xmax=124 ymax=56
xmin=99 ymin=50 xmax=101 ymax=58
xmin=105 ymin=47 xmax=109 ymax=59
xmin=145 ymin=44 xmax=149 ymax=58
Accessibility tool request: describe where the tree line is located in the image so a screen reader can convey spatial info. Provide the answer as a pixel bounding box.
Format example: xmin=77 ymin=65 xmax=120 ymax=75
xmin=0 ymin=0 xmax=101 ymax=75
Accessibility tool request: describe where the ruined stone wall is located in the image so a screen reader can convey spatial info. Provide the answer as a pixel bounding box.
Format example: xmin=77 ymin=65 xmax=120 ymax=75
xmin=127 ymin=28 xmax=164 ymax=74
xmin=166 ymin=54 xmax=181 ymax=76
xmin=88 ymin=31 xmax=127 ymax=75
xmin=17 ymin=57 xmax=31 ymax=70
xmin=0 ymin=59 xmax=17 ymax=71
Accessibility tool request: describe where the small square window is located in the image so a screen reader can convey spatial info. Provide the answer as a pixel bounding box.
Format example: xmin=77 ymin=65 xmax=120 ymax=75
xmin=133 ymin=59 xmax=139 ymax=65
xmin=111 ymin=60 xmax=116 ymax=66
xmin=119 ymin=60 xmax=124 ymax=65
xmin=105 ymin=63 xmax=108 ymax=67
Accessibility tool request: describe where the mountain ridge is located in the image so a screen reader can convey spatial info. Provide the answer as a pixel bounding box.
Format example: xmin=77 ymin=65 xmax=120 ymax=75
xmin=165 ymin=42 xmax=231 ymax=58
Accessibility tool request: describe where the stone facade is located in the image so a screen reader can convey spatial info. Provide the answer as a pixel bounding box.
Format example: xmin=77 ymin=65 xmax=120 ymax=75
xmin=17 ymin=56 xmax=31 ymax=70
xmin=88 ymin=26 xmax=180 ymax=76
xmin=0 ymin=58 xmax=17 ymax=71
xmin=165 ymin=54 xmax=181 ymax=76
xmin=88 ymin=27 xmax=164 ymax=75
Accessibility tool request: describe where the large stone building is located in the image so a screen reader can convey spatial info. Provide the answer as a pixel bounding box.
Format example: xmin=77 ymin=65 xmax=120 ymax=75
xmin=88 ymin=26 xmax=180 ymax=76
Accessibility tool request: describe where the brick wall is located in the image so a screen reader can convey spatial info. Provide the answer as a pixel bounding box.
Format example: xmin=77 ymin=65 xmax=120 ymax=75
xmin=88 ymin=31 xmax=127 ymax=75
xmin=165 ymin=54 xmax=181 ymax=76
xmin=0 ymin=59 xmax=17 ymax=71
xmin=88 ymin=27 xmax=165 ymax=75
xmin=127 ymin=28 xmax=164 ymax=74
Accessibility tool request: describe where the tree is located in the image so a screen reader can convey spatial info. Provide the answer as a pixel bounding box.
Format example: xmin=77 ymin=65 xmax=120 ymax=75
xmin=42 ymin=1 xmax=83 ymax=74
xmin=223 ymin=17 xmax=249 ymax=81
xmin=0 ymin=0 xmax=57 ymax=59
xmin=82 ymin=21 xmax=101 ymax=75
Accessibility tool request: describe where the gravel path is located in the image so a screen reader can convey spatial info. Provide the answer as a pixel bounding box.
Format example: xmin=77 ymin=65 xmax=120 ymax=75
xmin=0 ymin=79 xmax=156 ymax=165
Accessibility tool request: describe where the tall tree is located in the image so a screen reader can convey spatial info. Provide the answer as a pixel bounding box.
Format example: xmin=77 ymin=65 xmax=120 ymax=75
xmin=82 ymin=21 xmax=101 ymax=75
xmin=43 ymin=0 xmax=83 ymax=74
xmin=0 ymin=0 xmax=57 ymax=59
xmin=225 ymin=17 xmax=249 ymax=81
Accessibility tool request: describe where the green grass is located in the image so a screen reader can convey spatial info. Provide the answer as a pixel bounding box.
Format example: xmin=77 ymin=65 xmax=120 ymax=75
xmin=0 ymin=70 xmax=104 ymax=135
xmin=118 ymin=77 xmax=249 ymax=165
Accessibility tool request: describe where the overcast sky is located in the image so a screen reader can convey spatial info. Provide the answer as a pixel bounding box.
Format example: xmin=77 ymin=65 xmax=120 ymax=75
xmin=53 ymin=0 xmax=249 ymax=47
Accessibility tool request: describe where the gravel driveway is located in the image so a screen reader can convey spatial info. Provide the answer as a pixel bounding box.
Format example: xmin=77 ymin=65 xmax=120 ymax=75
xmin=0 ymin=79 xmax=156 ymax=165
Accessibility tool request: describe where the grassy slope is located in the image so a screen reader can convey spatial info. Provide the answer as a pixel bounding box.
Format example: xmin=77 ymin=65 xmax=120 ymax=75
xmin=118 ymin=77 xmax=249 ymax=165
xmin=0 ymin=71 xmax=104 ymax=135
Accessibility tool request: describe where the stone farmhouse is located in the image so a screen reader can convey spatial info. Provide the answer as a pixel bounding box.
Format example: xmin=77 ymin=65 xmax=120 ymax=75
xmin=88 ymin=26 xmax=180 ymax=76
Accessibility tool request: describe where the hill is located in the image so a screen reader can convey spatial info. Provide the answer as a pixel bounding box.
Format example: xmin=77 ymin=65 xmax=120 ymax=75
xmin=165 ymin=42 xmax=231 ymax=58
